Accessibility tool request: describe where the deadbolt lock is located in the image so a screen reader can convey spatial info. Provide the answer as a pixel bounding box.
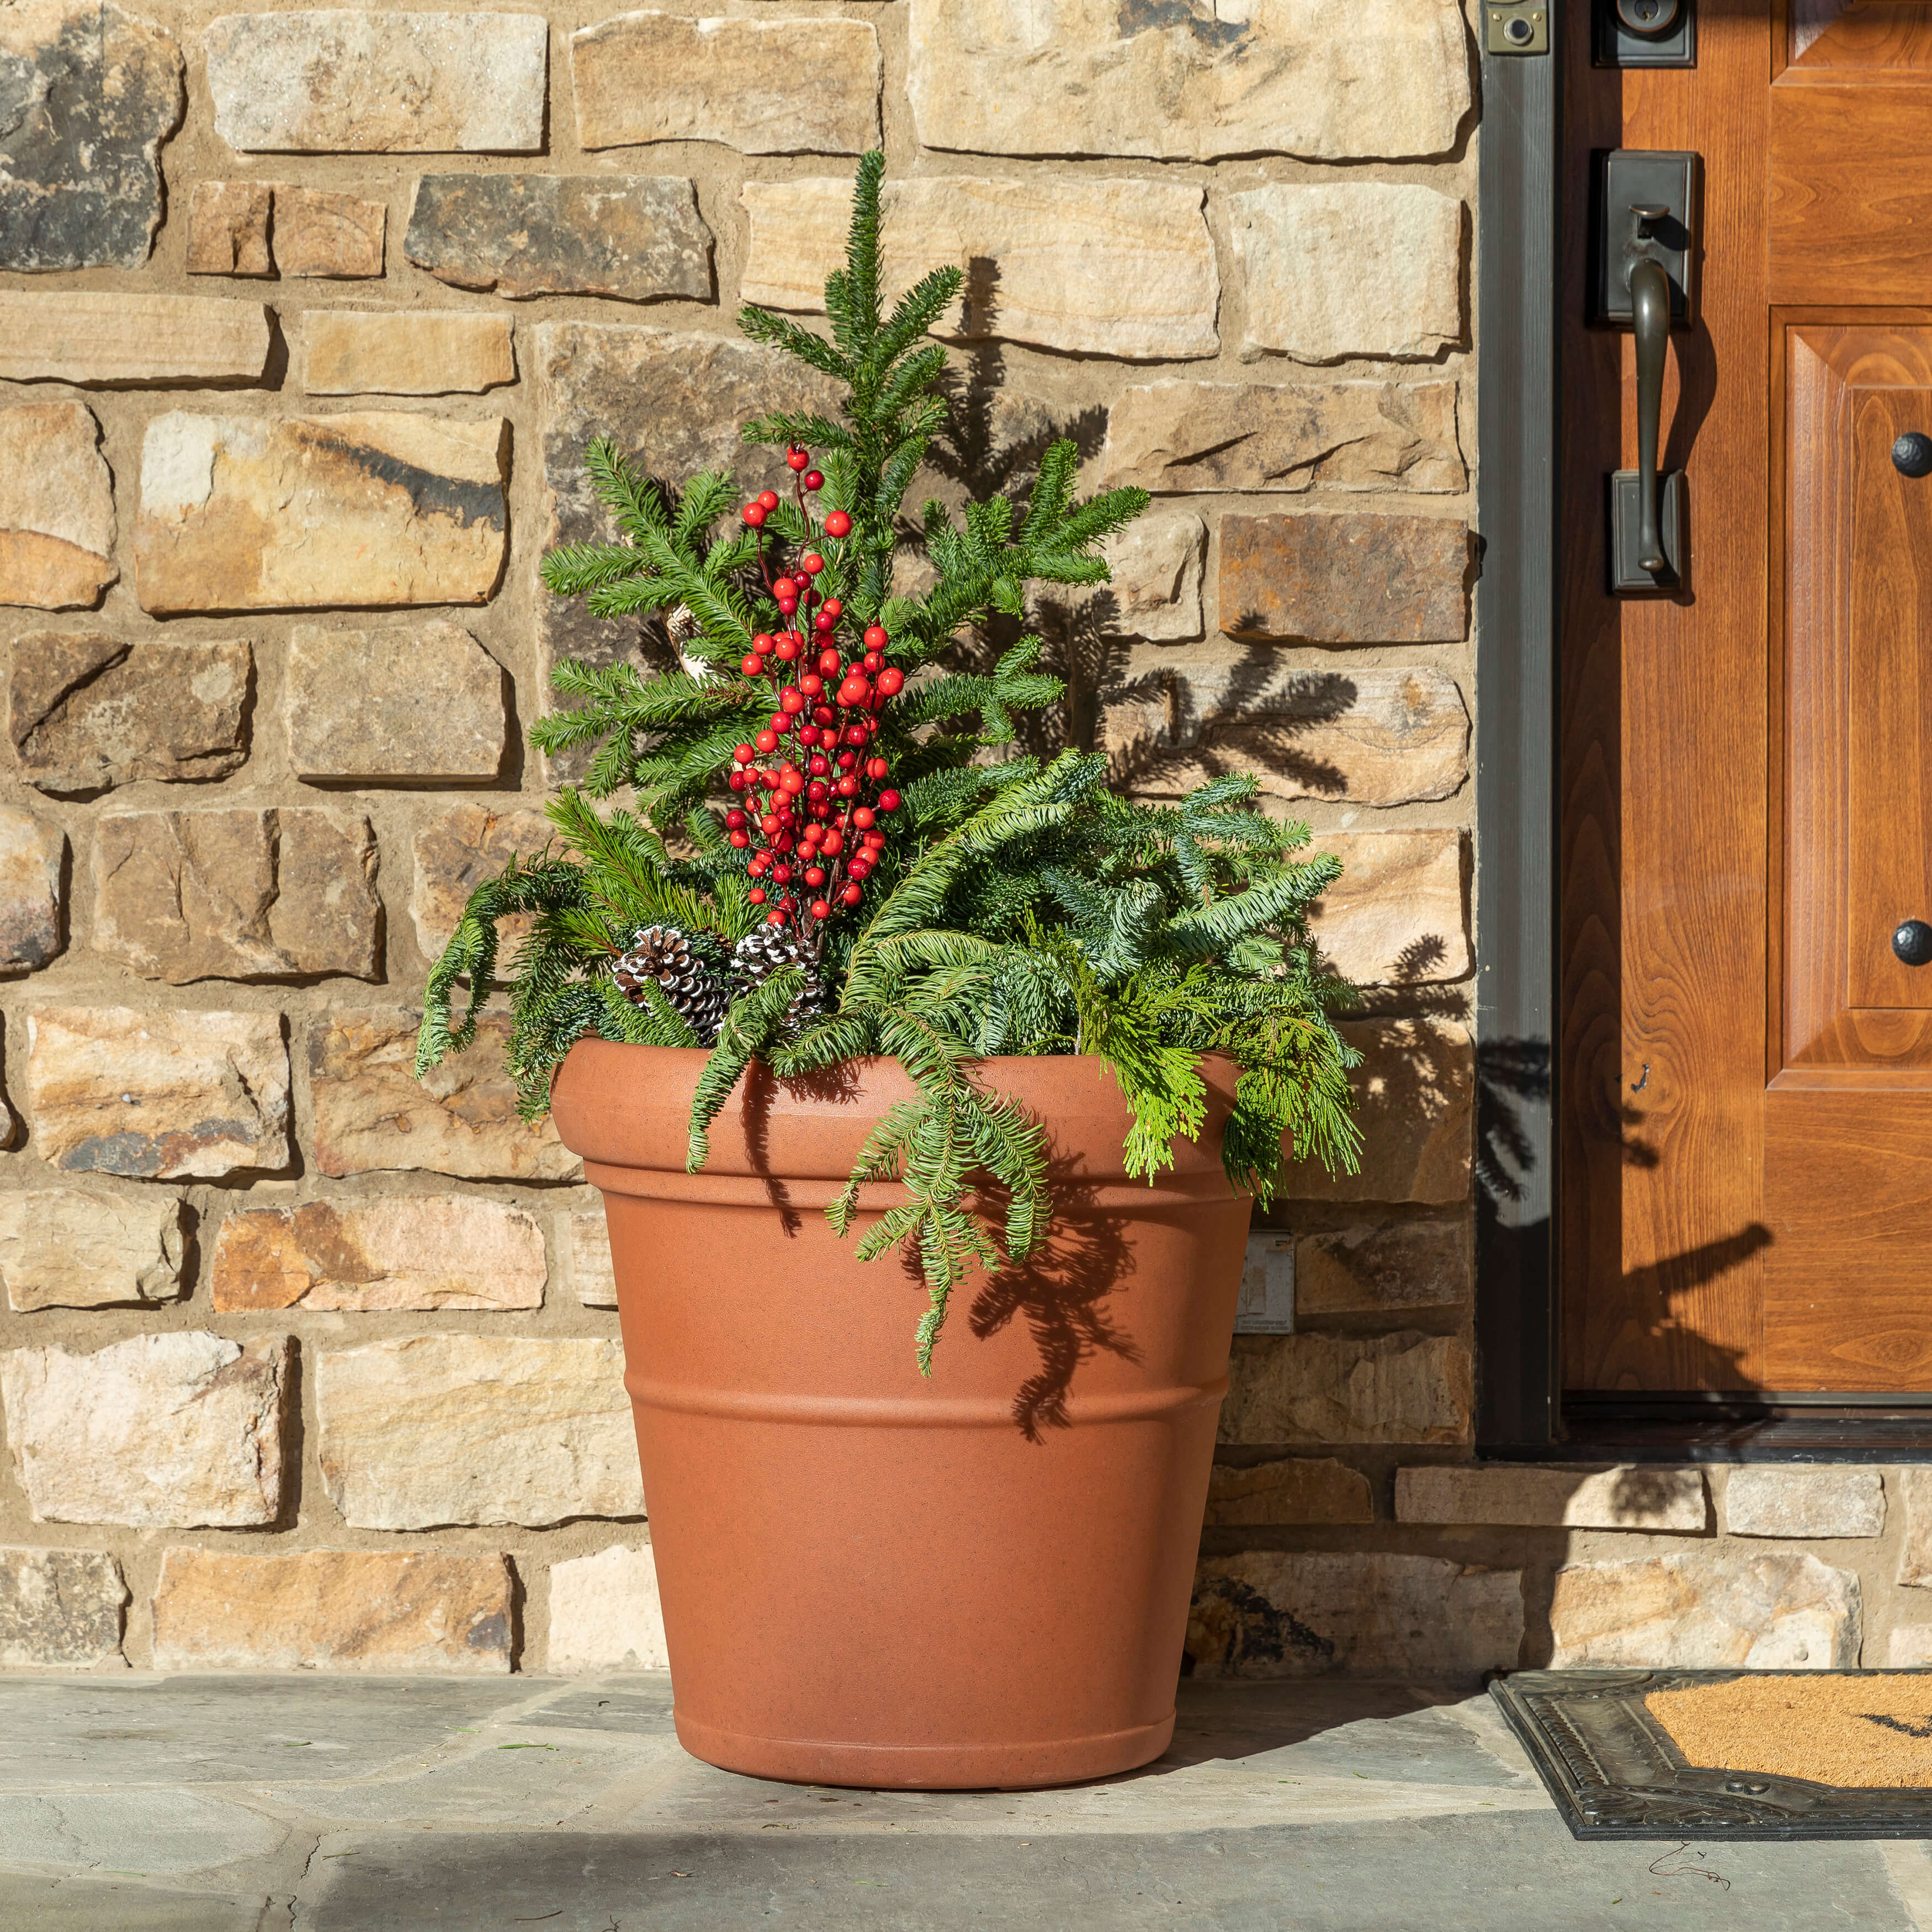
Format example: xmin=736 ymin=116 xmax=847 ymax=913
xmin=1595 ymin=0 xmax=1695 ymax=66
xmin=1615 ymin=0 xmax=1680 ymax=33
xmin=1485 ymin=3 xmax=1547 ymax=56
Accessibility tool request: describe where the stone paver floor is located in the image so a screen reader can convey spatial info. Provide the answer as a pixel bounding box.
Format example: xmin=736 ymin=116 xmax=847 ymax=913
xmin=0 ymin=1672 xmax=1925 ymax=1929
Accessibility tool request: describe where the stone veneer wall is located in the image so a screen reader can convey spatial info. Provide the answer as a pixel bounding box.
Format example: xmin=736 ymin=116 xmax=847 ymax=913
xmin=0 ymin=0 xmax=1906 ymax=1682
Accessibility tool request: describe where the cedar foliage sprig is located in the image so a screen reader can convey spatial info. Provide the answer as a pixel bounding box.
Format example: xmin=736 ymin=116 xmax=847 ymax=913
xmin=417 ymin=153 xmax=1361 ymax=1371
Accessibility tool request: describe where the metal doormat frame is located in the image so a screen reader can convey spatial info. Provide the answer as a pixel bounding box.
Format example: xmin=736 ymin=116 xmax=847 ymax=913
xmin=1490 ymin=1669 xmax=1932 ymax=1840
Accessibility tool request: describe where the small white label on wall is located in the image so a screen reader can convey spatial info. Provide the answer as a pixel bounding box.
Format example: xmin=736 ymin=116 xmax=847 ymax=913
xmin=1234 ymin=1233 xmax=1295 ymax=1334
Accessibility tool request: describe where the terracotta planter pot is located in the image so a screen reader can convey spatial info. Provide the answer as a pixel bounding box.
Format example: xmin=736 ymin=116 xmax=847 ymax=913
xmin=550 ymin=1042 xmax=1249 ymax=1790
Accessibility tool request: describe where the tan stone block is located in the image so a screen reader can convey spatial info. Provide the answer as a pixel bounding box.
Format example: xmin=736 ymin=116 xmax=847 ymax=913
xmin=1274 ymin=1018 xmax=1472 ymax=1205
xmin=309 ymin=1009 xmax=577 ymax=1182
xmin=204 ymin=10 xmax=546 ymax=152
xmin=186 ymin=179 xmax=273 ymax=275
xmin=1395 ymin=1464 xmax=1707 ymax=1531
xmin=1295 ymin=1220 xmax=1469 ymax=1316
xmin=0 ymin=1548 xmax=126 ymax=1667
xmin=1204 ymin=1457 xmax=1373 ymax=1527
xmin=0 ymin=404 xmax=115 ymax=609
xmin=0 ymin=292 xmax=269 ymax=385
xmin=1550 ymin=1551 xmax=1861 ymax=1669
xmin=1724 ymin=1467 xmax=1885 ymax=1540
xmin=907 ymin=0 xmax=1470 ymax=163
xmin=93 ymin=806 xmax=379 ymax=983
xmin=27 ymin=1007 xmax=290 ymax=1179
xmin=1102 ymin=378 xmax=1464 ymax=496
xmin=287 ymin=623 xmax=506 ymax=779
xmin=134 ymin=411 xmax=507 ymax=614
xmin=0 ymin=805 xmax=62 ymax=971
xmin=1232 ymin=184 xmax=1464 ymax=364
xmin=0 ymin=1189 xmax=186 ymax=1310
xmin=1901 ymin=1468 xmax=1932 ymax=1586
xmin=1309 ymin=830 xmax=1466 ymax=985
xmin=298 ymin=311 xmax=512 ymax=396
xmin=153 ymin=1547 xmax=511 ymax=1671
xmin=0 ymin=2 xmax=182 ymax=273
xmin=272 ymin=186 xmax=385 ymax=278
xmin=548 ymin=1542 xmax=667 ymax=1671
xmin=1188 ymin=1551 xmax=1521 ymax=1678
xmin=405 ymin=173 xmax=711 ymax=302
xmin=1220 ymin=1331 xmax=1472 ymax=1445
xmin=0 ymin=1331 xmax=288 ymax=1527
xmin=8 ymin=635 xmax=252 ymax=796
xmin=317 ymin=1334 xmax=642 ymax=1528
xmin=533 ymin=322 xmax=844 ymax=707
xmin=1891 ymin=1627 xmax=1932 ymax=1666
xmin=411 ymin=805 xmax=556 ymax=963
xmin=1222 ymin=513 xmax=1470 ymax=646
xmin=567 ymin=1206 xmax=617 ymax=1309
xmin=740 ymin=176 xmax=1219 ymax=362
xmin=573 ymin=13 xmax=879 ymax=154
xmin=1101 ymin=513 xmax=1204 ymax=643
xmin=211 ymin=1196 xmax=545 ymax=1312
xmin=1106 ymin=662 xmax=1471 ymax=810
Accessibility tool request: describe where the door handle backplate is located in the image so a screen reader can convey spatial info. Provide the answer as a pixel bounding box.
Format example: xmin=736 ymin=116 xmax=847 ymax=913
xmin=1596 ymin=151 xmax=1698 ymax=593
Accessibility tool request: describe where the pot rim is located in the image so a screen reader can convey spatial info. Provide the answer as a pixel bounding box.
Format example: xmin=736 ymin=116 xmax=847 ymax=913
xmin=549 ymin=1038 xmax=1243 ymax=1187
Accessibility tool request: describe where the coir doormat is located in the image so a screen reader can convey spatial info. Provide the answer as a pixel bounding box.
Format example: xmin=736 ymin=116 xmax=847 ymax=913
xmin=1490 ymin=1669 xmax=1932 ymax=1839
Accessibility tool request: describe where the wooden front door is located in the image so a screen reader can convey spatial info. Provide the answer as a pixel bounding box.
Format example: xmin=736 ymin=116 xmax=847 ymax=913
xmin=1562 ymin=0 xmax=1932 ymax=1398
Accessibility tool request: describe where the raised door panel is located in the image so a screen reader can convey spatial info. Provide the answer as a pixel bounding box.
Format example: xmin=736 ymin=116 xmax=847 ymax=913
xmin=1785 ymin=325 xmax=1932 ymax=1064
xmin=1764 ymin=1089 xmax=1932 ymax=1386
xmin=1771 ymin=5 xmax=1932 ymax=305
xmin=1848 ymin=388 xmax=1932 ymax=1007
xmin=1783 ymin=0 xmax=1932 ymax=76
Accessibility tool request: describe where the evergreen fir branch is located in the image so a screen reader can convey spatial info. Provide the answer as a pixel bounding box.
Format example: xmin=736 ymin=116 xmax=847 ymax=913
xmin=671 ymin=470 xmax=736 ymax=549
xmin=877 ymin=433 xmax=933 ymax=520
xmin=736 ymin=305 xmax=852 ymax=381
xmin=874 ymin=343 xmax=951 ymax=424
xmin=873 ymin=266 xmax=963 ymax=368
xmin=1022 ymin=438 xmax=1080 ymax=542
xmin=828 ymin=1097 xmax=923 ymax=1239
xmin=741 ymin=411 xmax=851 ymax=453
xmin=769 ymin=1009 xmax=878 ymax=1079
xmin=1048 ymin=484 xmax=1153 ymax=551
xmin=584 ymin=730 xmax=639 ymax=802
xmin=1159 ymin=860 xmax=1344 ymax=959
xmin=540 ymin=542 xmax=654 ymax=599
xmin=584 ymin=438 xmax=671 ymax=543
xmin=596 ymin=972 xmax=700 ymax=1048
xmin=528 ymin=691 xmax=634 ymax=758
xmin=686 ymin=967 xmax=806 ymax=1172
xmin=415 ymin=858 xmax=588 ymax=1074
xmin=836 ymin=148 xmax=887 ymax=347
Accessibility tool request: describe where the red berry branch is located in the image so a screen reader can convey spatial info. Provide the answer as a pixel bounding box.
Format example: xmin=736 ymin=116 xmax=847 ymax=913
xmin=727 ymin=447 xmax=905 ymax=942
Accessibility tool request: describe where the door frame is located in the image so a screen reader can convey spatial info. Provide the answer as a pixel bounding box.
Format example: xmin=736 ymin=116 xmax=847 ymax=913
xmin=1470 ymin=0 xmax=1932 ymax=1461
xmin=1473 ymin=7 xmax=1561 ymax=1452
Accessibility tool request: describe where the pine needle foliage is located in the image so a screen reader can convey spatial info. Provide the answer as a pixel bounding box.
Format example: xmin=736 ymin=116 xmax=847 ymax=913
xmin=418 ymin=154 xmax=1360 ymax=1371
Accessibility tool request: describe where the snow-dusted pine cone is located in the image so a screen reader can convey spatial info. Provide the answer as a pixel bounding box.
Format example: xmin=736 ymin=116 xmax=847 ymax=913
xmin=612 ymin=925 xmax=729 ymax=1042
xmin=730 ymin=928 xmax=827 ymax=1032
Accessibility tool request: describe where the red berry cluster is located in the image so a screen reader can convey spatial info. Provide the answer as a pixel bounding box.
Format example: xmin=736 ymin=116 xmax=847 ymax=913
xmin=729 ymin=448 xmax=904 ymax=933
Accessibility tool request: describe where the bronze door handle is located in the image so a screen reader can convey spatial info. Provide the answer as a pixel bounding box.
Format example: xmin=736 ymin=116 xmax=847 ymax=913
xmin=1630 ymin=253 xmax=1671 ymax=576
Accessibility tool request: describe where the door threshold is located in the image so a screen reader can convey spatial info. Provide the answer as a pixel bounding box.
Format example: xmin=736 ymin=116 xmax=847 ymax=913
xmin=1487 ymin=1397 xmax=1932 ymax=1463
